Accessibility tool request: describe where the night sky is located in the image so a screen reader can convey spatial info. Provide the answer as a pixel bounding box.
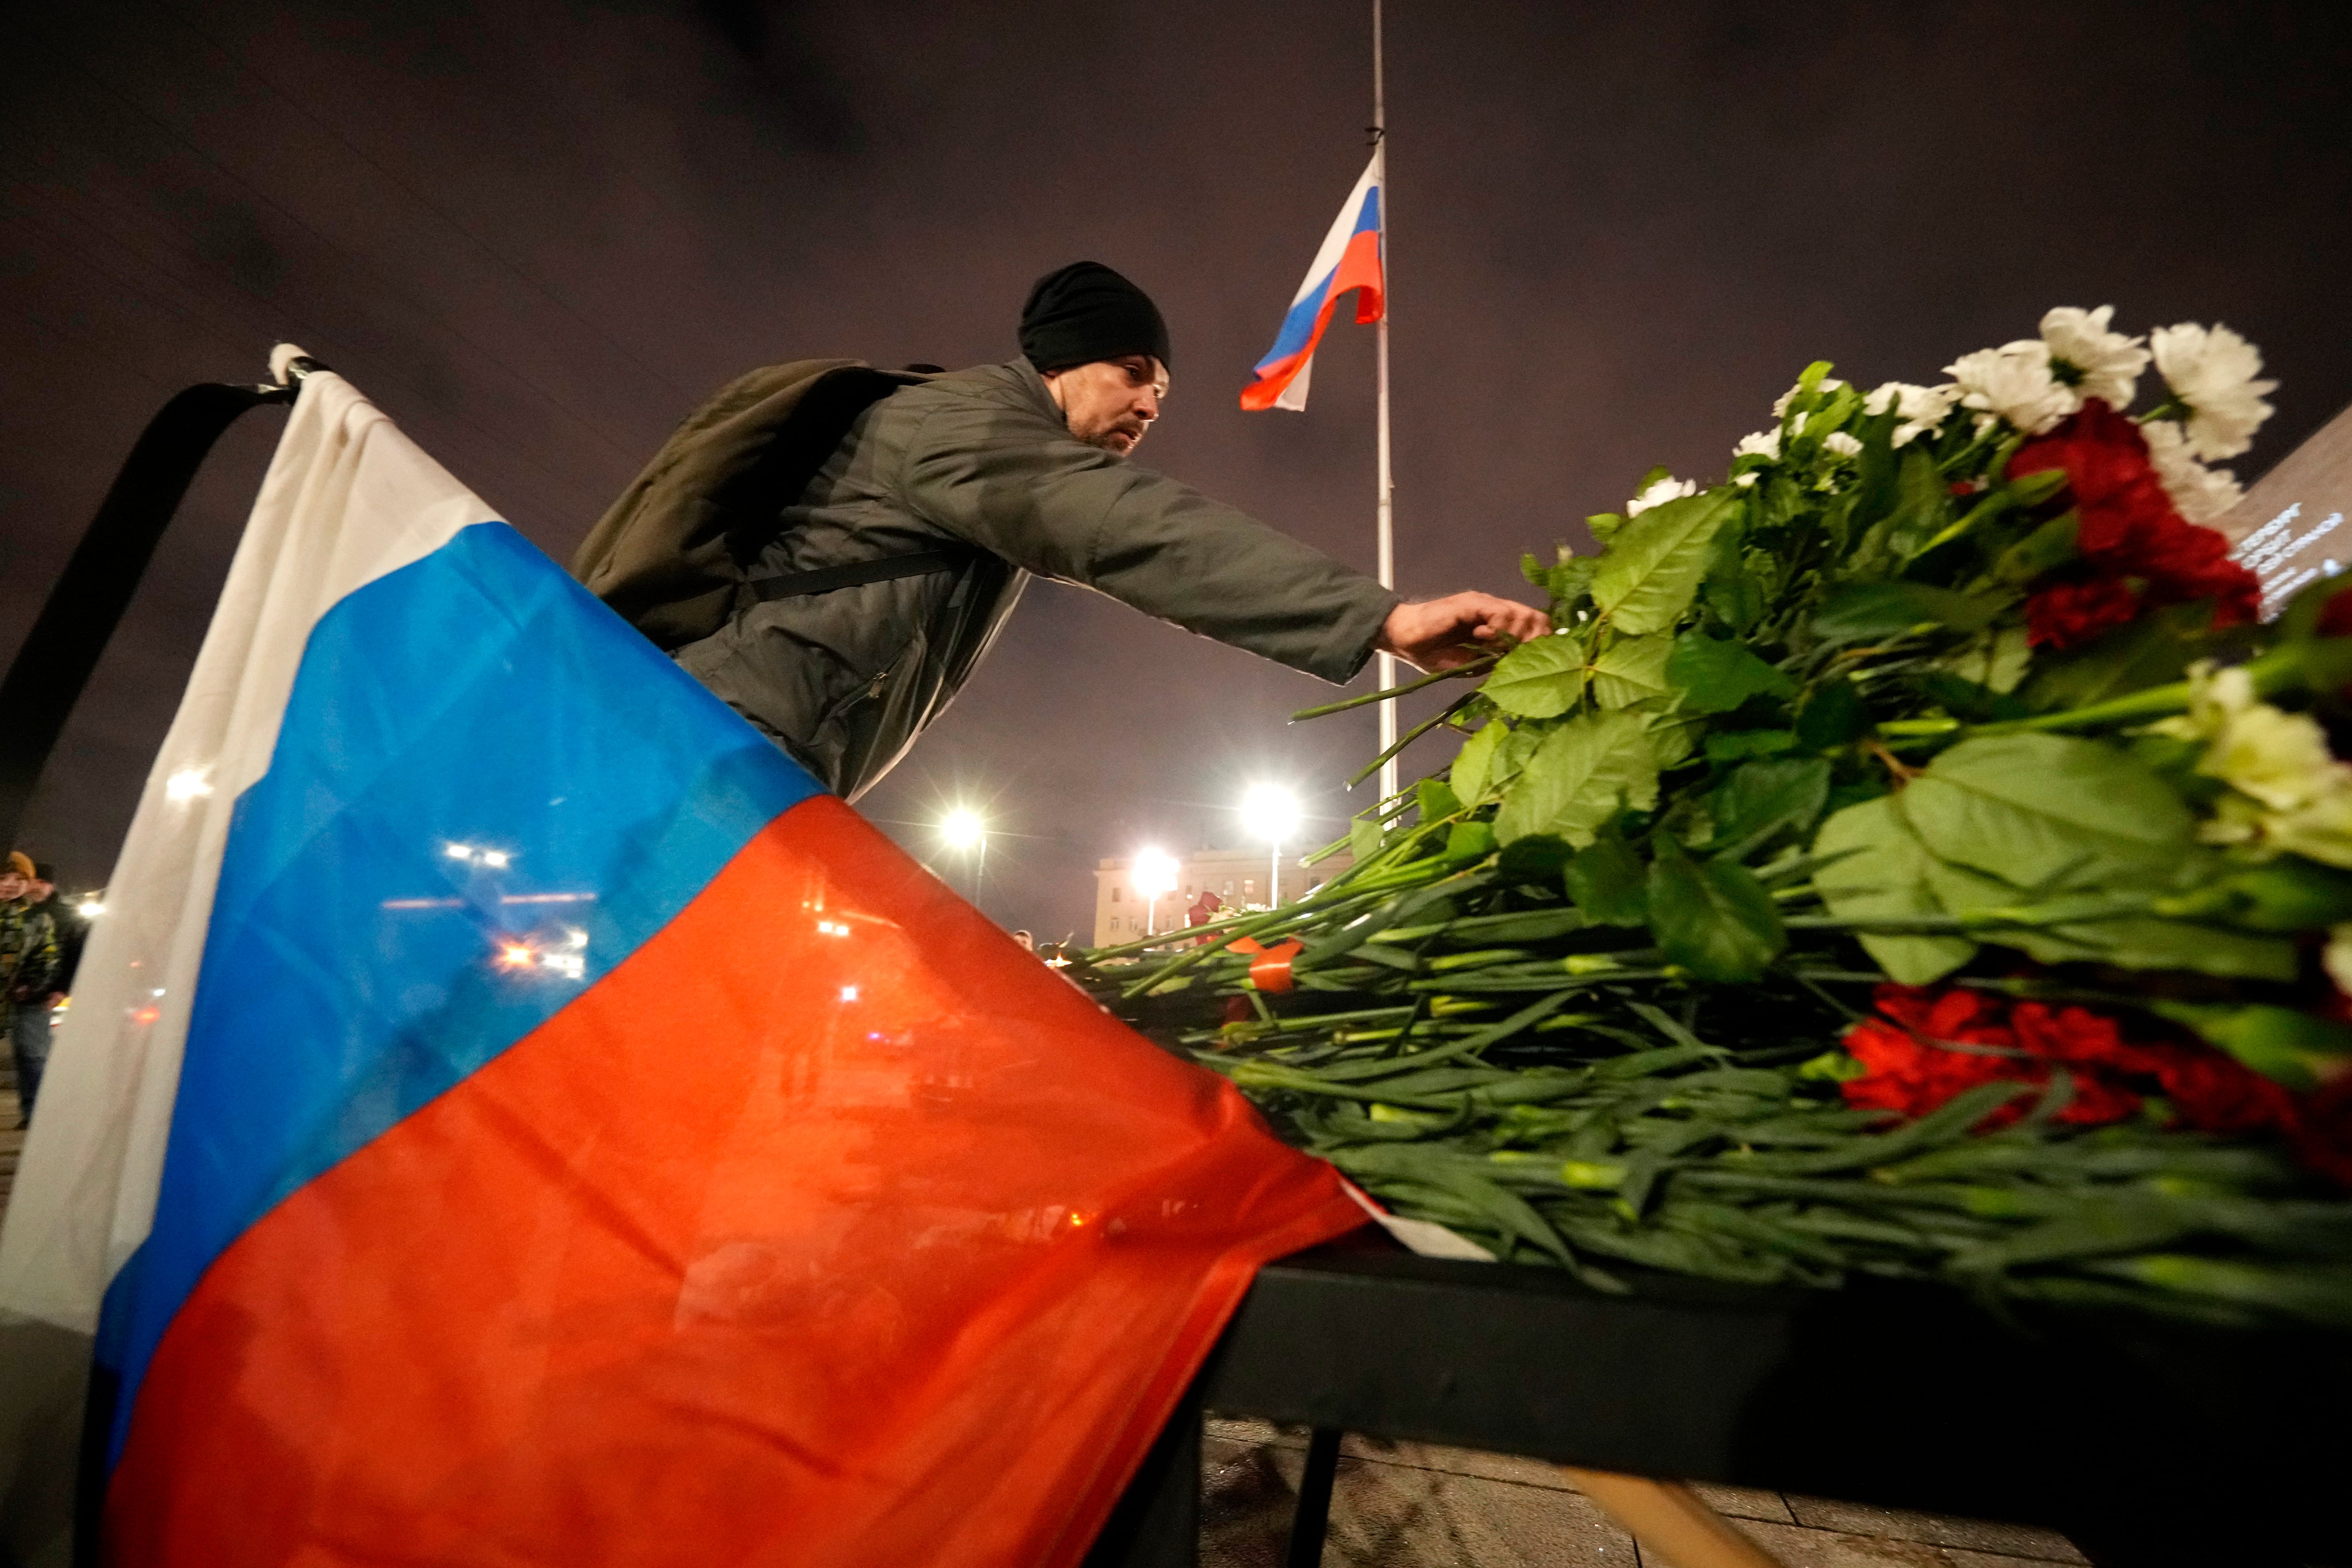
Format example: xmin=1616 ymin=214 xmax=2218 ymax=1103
xmin=6 ymin=1 xmax=2352 ymax=940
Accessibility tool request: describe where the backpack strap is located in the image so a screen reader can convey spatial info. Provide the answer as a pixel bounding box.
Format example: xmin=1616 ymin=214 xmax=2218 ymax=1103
xmin=746 ymin=547 xmax=979 ymax=602
xmin=572 ymin=360 xmax=929 ymax=649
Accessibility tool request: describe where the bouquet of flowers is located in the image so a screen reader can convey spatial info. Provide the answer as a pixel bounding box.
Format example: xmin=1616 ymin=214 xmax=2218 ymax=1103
xmin=1075 ymin=309 xmax=2352 ymax=1330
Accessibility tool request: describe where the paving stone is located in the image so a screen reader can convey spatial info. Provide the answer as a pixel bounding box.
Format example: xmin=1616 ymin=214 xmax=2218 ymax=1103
xmin=1319 ymin=1457 xmax=1638 ymax=1568
xmin=1784 ymin=1496 xmax=2083 ymax=1562
xmin=1685 ymin=1481 xmax=1798 ymax=1524
xmin=1206 ymin=1438 xmax=1639 ymax=1567
xmin=1342 ymin=1433 xmax=1574 ymax=1493
xmin=1727 ymin=1516 xmax=1955 ymax=1567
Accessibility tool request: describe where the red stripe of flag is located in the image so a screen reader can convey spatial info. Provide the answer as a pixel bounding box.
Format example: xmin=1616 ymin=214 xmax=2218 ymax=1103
xmin=108 ymin=798 xmax=1365 ymax=1565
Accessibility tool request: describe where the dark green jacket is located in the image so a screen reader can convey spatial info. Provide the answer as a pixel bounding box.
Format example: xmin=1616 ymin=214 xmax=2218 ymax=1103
xmin=672 ymin=359 xmax=1396 ymax=798
xmin=1 ymin=900 xmax=56 ymax=1022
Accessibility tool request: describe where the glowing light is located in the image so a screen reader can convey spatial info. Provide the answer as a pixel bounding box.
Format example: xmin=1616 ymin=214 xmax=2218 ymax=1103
xmin=165 ymin=768 xmax=214 ymax=803
xmin=498 ymin=943 xmax=536 ymax=969
xmin=543 ymin=952 xmax=586 ymax=980
xmin=131 ymin=1006 xmax=160 ymax=1025
xmin=1132 ymin=848 xmax=1178 ymax=899
xmin=481 ymin=849 xmax=511 ymax=870
xmin=445 ymin=842 xmax=474 ymax=860
xmin=1242 ymin=784 xmax=1300 ymax=843
xmin=77 ymin=898 xmax=104 ymax=919
xmin=839 ymin=985 xmax=860 ymax=1002
xmin=939 ymin=808 xmax=986 ymax=851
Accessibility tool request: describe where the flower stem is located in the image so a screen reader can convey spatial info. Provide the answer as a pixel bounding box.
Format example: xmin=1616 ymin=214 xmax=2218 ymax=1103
xmin=1290 ymin=657 xmax=1497 ymax=722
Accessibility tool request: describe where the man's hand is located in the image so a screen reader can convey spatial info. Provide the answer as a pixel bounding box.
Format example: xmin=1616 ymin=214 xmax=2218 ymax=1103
xmin=1376 ymin=593 xmax=1555 ymax=673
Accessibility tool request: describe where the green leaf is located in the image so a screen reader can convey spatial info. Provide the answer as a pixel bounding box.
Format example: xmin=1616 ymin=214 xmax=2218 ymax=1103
xmin=1646 ymin=837 xmax=1787 ymax=982
xmin=1418 ymin=776 xmax=1463 ymax=824
xmin=1885 ymin=446 xmax=1956 ymax=559
xmin=1587 ymin=512 xmax=1625 ymax=543
xmin=1451 ymin=722 xmax=1506 ymax=805
xmin=1927 ymin=625 xmax=2031 ymax=697
xmin=2020 ymin=601 xmax=2215 ymax=714
xmin=1707 ymin=757 xmax=1831 ymax=858
xmin=1812 ymin=795 xmax=1976 ymax=983
xmin=2146 ymin=1002 xmax=2352 ymax=1091
xmin=1913 ymin=670 xmax=2028 ymax=725
xmin=2153 ymin=858 xmax=2352 ymax=932
xmin=1494 ymin=710 xmax=1660 ymax=847
xmin=1496 ymin=833 xmax=1574 ymax=883
xmin=1701 ymin=515 xmax=1763 ymax=632
xmin=1794 ymin=680 xmax=1868 ymax=750
xmin=1705 ymin=729 xmax=1797 ymax=765
xmin=1566 ymin=836 xmax=1649 ymax=926
xmin=1491 ymin=723 xmax=1543 ymax=795
xmin=1811 ymin=582 xmax=2000 ymax=645
xmin=1991 ymin=511 xmax=2080 ymax=586
xmin=1445 ymin=820 xmax=1499 ymax=862
xmin=1350 ymin=816 xmax=1386 ymax=863
xmin=1666 ymin=630 xmax=1796 ymax=714
xmin=1899 ymin=734 xmax=2192 ymax=892
xmin=1548 ymin=556 xmax=1597 ymax=608
xmin=1590 ymin=488 xmax=1740 ymax=635
xmin=1485 ymin=634 xmax=1587 ymax=719
xmin=1909 ymin=841 xmax=2296 ymax=981
xmin=1591 ymin=634 xmax=1675 ymax=708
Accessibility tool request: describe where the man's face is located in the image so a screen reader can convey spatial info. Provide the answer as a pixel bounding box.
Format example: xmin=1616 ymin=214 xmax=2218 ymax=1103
xmin=30 ymin=879 xmax=52 ymax=903
xmin=1043 ymin=355 xmax=1168 ymax=457
xmin=0 ymin=873 xmax=24 ymax=903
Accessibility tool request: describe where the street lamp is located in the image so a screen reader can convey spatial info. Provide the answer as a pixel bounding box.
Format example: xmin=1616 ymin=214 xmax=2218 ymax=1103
xmin=1132 ymin=847 xmax=1178 ymax=936
xmin=939 ymin=808 xmax=987 ymax=904
xmin=1242 ymin=784 xmax=1299 ymax=911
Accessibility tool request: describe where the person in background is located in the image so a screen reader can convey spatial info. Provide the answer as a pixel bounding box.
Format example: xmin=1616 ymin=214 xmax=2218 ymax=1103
xmin=0 ymin=851 xmax=59 ymax=1126
xmin=32 ymin=863 xmax=85 ymax=1001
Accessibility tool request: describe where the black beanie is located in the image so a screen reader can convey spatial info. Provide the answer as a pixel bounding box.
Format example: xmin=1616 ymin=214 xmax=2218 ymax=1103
xmin=1018 ymin=262 xmax=1172 ymax=374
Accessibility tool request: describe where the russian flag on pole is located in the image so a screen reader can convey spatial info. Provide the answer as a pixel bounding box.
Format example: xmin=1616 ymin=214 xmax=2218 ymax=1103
xmin=1240 ymin=152 xmax=1385 ymax=412
xmin=0 ymin=358 xmax=1364 ymax=1565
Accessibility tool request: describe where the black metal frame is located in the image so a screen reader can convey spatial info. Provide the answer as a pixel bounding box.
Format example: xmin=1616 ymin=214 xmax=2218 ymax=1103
xmin=1094 ymin=1239 xmax=2352 ymax=1568
xmin=0 ymin=364 xmax=318 ymax=851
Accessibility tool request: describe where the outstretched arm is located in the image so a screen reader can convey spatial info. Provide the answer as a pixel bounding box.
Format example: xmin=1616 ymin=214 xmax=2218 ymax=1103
xmin=1377 ymin=593 xmax=1554 ymax=672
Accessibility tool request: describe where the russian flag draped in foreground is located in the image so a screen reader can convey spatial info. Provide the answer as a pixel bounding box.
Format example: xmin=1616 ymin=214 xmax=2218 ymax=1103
xmin=0 ymin=361 xmax=1364 ymax=1565
xmin=1240 ymin=152 xmax=1385 ymax=412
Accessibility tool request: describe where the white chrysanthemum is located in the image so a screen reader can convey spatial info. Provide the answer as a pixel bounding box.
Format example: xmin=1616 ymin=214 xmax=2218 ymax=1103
xmin=1626 ymin=476 xmax=1697 ymax=517
xmin=2040 ymin=305 xmax=2149 ymax=409
xmin=1771 ymin=377 xmax=1845 ymax=419
xmin=1732 ymin=428 xmax=1781 ymax=461
xmin=2203 ymin=701 xmax=2341 ymax=811
xmin=1866 ymin=381 xmax=1963 ymax=448
xmin=2142 ymin=419 xmax=2244 ymax=523
xmin=1946 ymin=340 xmax=2080 ymax=435
xmin=1822 ymin=431 xmax=1863 ymax=458
xmin=2271 ymin=784 xmax=2352 ymax=870
xmin=2151 ymin=322 xmax=2276 ymax=461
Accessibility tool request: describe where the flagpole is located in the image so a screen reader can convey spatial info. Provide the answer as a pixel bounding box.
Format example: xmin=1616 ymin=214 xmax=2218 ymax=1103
xmin=1373 ymin=0 xmax=1399 ymax=808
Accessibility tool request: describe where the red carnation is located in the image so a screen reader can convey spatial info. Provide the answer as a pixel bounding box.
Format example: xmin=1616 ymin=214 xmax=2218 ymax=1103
xmin=2025 ymin=577 xmax=2140 ymax=651
xmin=2153 ymin=1048 xmax=2298 ymax=1137
xmin=2008 ymin=400 xmax=2260 ymax=649
xmin=1836 ymin=985 xmax=2347 ymax=1174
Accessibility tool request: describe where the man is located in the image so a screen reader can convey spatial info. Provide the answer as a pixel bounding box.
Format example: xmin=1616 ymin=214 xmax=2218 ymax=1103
xmin=0 ymin=851 xmax=59 ymax=1126
xmin=655 ymin=262 xmax=1549 ymax=798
